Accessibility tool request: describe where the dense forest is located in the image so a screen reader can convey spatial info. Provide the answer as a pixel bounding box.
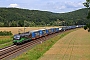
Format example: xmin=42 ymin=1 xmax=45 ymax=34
xmin=0 ymin=8 xmax=89 ymax=27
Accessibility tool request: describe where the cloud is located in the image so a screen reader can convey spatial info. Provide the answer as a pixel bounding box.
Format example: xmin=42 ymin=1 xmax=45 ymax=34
xmin=45 ymin=1 xmax=85 ymax=13
xmin=64 ymin=1 xmax=84 ymax=8
xmin=44 ymin=1 xmax=83 ymax=10
xmin=8 ymin=3 xmax=19 ymax=8
xmin=6 ymin=0 xmax=85 ymax=13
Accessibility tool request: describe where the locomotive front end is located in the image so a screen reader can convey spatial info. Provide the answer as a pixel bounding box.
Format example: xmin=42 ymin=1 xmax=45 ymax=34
xmin=13 ymin=35 xmax=21 ymax=44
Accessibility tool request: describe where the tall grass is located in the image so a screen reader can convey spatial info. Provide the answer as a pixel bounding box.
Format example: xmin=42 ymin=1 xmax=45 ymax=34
xmin=0 ymin=38 xmax=12 ymax=44
xmin=0 ymin=36 xmax=13 ymax=44
xmin=13 ymin=29 xmax=77 ymax=60
xmin=0 ymin=42 xmax=13 ymax=48
xmin=0 ymin=36 xmax=13 ymax=48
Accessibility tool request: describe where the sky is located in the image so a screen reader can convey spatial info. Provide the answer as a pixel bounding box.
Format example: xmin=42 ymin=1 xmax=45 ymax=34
xmin=0 ymin=0 xmax=86 ymax=13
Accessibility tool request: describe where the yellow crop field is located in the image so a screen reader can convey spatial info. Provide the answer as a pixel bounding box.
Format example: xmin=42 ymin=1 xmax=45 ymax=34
xmin=0 ymin=27 xmax=59 ymax=35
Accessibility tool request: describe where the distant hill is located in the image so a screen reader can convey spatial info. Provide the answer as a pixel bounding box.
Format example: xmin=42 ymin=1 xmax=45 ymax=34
xmin=59 ymin=8 xmax=89 ymax=25
xmin=0 ymin=8 xmax=89 ymax=27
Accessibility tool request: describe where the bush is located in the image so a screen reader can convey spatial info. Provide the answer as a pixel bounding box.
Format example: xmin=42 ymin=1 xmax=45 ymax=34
xmin=0 ymin=31 xmax=13 ymax=36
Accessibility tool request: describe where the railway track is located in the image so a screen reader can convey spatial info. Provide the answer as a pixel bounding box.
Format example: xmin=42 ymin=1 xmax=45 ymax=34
xmin=0 ymin=32 xmax=60 ymax=60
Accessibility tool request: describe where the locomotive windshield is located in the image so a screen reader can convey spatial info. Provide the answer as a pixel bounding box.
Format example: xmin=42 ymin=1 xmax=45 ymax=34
xmin=13 ymin=35 xmax=20 ymax=40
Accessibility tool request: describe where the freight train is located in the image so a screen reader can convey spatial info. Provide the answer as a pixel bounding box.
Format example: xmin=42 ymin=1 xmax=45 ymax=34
xmin=13 ymin=25 xmax=84 ymax=45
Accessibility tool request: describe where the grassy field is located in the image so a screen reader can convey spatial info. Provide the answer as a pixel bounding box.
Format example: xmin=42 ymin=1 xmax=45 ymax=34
xmin=39 ymin=28 xmax=90 ymax=60
xmin=0 ymin=36 xmax=12 ymax=44
xmin=0 ymin=36 xmax=13 ymax=48
xmin=0 ymin=42 xmax=13 ymax=48
xmin=13 ymin=28 xmax=77 ymax=60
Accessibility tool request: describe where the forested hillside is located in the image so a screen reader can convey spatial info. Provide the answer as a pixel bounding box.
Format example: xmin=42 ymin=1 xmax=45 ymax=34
xmin=0 ymin=8 xmax=89 ymax=27
xmin=59 ymin=8 xmax=89 ymax=25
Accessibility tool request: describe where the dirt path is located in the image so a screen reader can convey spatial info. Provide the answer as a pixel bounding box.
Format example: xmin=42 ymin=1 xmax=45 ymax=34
xmin=39 ymin=28 xmax=90 ymax=60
